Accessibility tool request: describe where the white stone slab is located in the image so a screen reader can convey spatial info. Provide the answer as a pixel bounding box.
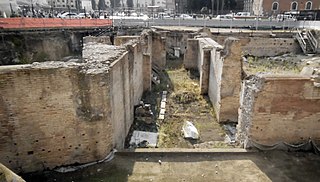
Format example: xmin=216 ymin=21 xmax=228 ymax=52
xmin=158 ymin=114 xmax=165 ymax=120
xmin=160 ymin=108 xmax=165 ymax=115
xmin=129 ymin=131 xmax=158 ymax=147
xmin=160 ymin=101 xmax=166 ymax=109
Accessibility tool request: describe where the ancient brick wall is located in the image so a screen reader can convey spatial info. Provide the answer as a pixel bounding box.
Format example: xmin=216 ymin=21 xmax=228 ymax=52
xmin=114 ymin=36 xmax=140 ymax=46
xmin=0 ymin=31 xmax=82 ymax=65
xmin=218 ymin=38 xmax=243 ymax=122
xmin=0 ymin=38 xmax=146 ymax=173
xmin=184 ymin=37 xmax=242 ymax=123
xmin=242 ymin=37 xmax=300 ymax=57
xmin=151 ymin=32 xmax=166 ymax=70
xmin=238 ymin=75 xmax=320 ymax=147
xmin=184 ymin=39 xmax=199 ymax=69
xmin=0 ymin=65 xmax=113 ymax=173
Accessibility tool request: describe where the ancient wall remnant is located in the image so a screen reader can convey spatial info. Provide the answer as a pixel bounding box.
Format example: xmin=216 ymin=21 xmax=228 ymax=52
xmin=0 ymin=36 xmax=147 ymax=173
xmin=151 ymin=31 xmax=166 ymax=70
xmin=0 ymin=31 xmax=83 ymax=65
xmin=242 ymin=37 xmax=300 ymax=57
xmin=237 ymin=75 xmax=320 ymax=148
xmin=184 ymin=36 xmax=242 ymax=123
xmin=114 ymin=36 xmax=140 ymax=46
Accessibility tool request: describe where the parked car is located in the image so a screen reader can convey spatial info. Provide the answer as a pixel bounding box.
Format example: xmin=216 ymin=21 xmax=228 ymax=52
xmin=77 ymin=13 xmax=91 ymax=19
xmin=214 ymin=15 xmax=235 ymax=20
xmin=180 ymin=14 xmax=193 ymax=20
xmin=58 ymin=12 xmax=78 ymax=19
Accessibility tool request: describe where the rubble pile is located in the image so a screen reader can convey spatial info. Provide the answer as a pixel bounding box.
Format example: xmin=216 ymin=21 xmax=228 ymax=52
xmin=135 ymin=101 xmax=154 ymax=125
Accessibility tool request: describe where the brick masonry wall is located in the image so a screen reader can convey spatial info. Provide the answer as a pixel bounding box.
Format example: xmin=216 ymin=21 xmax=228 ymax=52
xmin=151 ymin=32 xmax=166 ymax=70
xmin=0 ymin=66 xmax=113 ymax=173
xmin=0 ymin=39 xmax=146 ymax=173
xmin=238 ymin=75 xmax=320 ymax=147
xmin=242 ymin=37 xmax=301 ymax=57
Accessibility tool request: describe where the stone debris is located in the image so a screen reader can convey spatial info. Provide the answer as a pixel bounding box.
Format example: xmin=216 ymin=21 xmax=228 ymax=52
xmin=182 ymin=121 xmax=199 ymax=139
xmin=152 ymin=72 xmax=161 ymax=85
xmin=135 ymin=101 xmax=154 ymax=124
xmin=129 ymin=131 xmax=158 ymax=148
xmin=158 ymin=91 xmax=167 ymax=121
xmin=223 ymin=123 xmax=237 ymax=144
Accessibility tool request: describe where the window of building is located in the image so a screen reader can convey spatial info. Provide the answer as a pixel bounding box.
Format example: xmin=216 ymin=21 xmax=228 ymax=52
xmin=291 ymin=1 xmax=298 ymax=10
xmin=62 ymin=5 xmax=65 ymax=7
xmin=62 ymin=0 xmax=64 ymax=2
xmin=71 ymin=5 xmax=74 ymax=7
xmin=71 ymin=0 xmax=73 ymax=2
xmin=272 ymin=2 xmax=279 ymax=11
xmin=305 ymin=1 xmax=312 ymax=10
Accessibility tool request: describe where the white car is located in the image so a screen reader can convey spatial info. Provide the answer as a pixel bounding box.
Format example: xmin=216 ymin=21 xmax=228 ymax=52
xmin=180 ymin=14 xmax=193 ymax=20
xmin=215 ymin=15 xmax=235 ymax=20
xmin=58 ymin=12 xmax=78 ymax=19
xmin=77 ymin=13 xmax=91 ymax=19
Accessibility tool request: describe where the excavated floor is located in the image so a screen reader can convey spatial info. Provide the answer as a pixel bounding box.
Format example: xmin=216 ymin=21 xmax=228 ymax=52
xmin=23 ymin=150 xmax=320 ymax=182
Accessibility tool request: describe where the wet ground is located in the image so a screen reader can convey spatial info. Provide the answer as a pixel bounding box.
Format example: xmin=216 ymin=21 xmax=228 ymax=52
xmin=23 ymin=150 xmax=320 ymax=182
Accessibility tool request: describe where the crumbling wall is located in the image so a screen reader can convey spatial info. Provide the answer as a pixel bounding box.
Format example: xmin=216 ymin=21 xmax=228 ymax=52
xmin=0 ymin=64 xmax=113 ymax=173
xmin=151 ymin=31 xmax=166 ymax=70
xmin=0 ymin=32 xmax=82 ymax=65
xmin=238 ymin=75 xmax=320 ymax=148
xmin=208 ymin=45 xmax=223 ymax=122
xmin=158 ymin=31 xmax=194 ymax=57
xmin=242 ymin=37 xmax=300 ymax=57
xmin=218 ymin=38 xmax=243 ymax=122
xmin=114 ymin=36 xmax=140 ymax=46
xmin=184 ymin=36 xmax=242 ymax=123
xmin=0 ymin=36 xmax=146 ymax=173
xmin=184 ymin=39 xmax=199 ymax=69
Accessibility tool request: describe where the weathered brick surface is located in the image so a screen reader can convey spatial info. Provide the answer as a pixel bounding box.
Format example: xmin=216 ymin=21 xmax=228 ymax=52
xmin=242 ymin=37 xmax=300 ymax=57
xmin=218 ymin=38 xmax=243 ymax=122
xmin=238 ymin=75 xmax=320 ymax=147
xmin=0 ymin=66 xmax=112 ymax=173
xmin=151 ymin=32 xmax=166 ymax=70
xmin=184 ymin=39 xmax=199 ymax=69
xmin=0 ymin=38 xmax=146 ymax=173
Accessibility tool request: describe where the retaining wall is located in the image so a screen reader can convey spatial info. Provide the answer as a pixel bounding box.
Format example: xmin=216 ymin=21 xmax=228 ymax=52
xmin=238 ymin=75 xmax=320 ymax=148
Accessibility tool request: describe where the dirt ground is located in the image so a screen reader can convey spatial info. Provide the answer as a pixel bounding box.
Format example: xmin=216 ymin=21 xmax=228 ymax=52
xmin=24 ymin=151 xmax=320 ymax=182
xmin=134 ymin=57 xmax=232 ymax=149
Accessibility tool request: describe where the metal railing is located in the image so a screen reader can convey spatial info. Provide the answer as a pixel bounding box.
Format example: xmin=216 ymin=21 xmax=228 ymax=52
xmin=296 ymin=30 xmax=307 ymax=54
xmin=307 ymin=30 xmax=318 ymax=53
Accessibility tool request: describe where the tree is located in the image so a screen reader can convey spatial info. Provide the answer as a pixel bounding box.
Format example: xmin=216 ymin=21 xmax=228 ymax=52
xmin=127 ymin=0 xmax=133 ymax=7
xmin=91 ymin=0 xmax=96 ymax=10
xmin=98 ymin=0 xmax=106 ymax=10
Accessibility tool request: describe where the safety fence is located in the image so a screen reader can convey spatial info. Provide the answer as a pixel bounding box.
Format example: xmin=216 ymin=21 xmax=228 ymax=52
xmin=0 ymin=18 xmax=112 ymax=29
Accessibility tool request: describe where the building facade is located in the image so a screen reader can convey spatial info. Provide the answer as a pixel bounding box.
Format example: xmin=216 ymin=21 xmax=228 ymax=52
xmin=244 ymin=0 xmax=320 ymax=16
xmin=49 ymin=0 xmax=77 ymax=9
xmin=263 ymin=0 xmax=320 ymax=16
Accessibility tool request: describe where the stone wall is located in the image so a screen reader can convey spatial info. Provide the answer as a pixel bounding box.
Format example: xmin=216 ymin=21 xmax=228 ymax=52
xmin=184 ymin=36 xmax=242 ymax=123
xmin=218 ymin=38 xmax=243 ymax=122
xmin=151 ymin=31 xmax=166 ymax=70
xmin=0 ymin=65 xmax=113 ymax=173
xmin=184 ymin=39 xmax=199 ymax=69
xmin=241 ymin=37 xmax=300 ymax=57
xmin=238 ymin=75 xmax=320 ymax=148
xmin=0 ymin=37 xmax=146 ymax=173
xmin=114 ymin=36 xmax=140 ymax=46
xmin=0 ymin=31 xmax=83 ymax=65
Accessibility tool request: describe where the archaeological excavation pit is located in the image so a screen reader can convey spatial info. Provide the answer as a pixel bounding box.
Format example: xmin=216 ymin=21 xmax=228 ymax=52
xmin=0 ymin=25 xmax=320 ymax=181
